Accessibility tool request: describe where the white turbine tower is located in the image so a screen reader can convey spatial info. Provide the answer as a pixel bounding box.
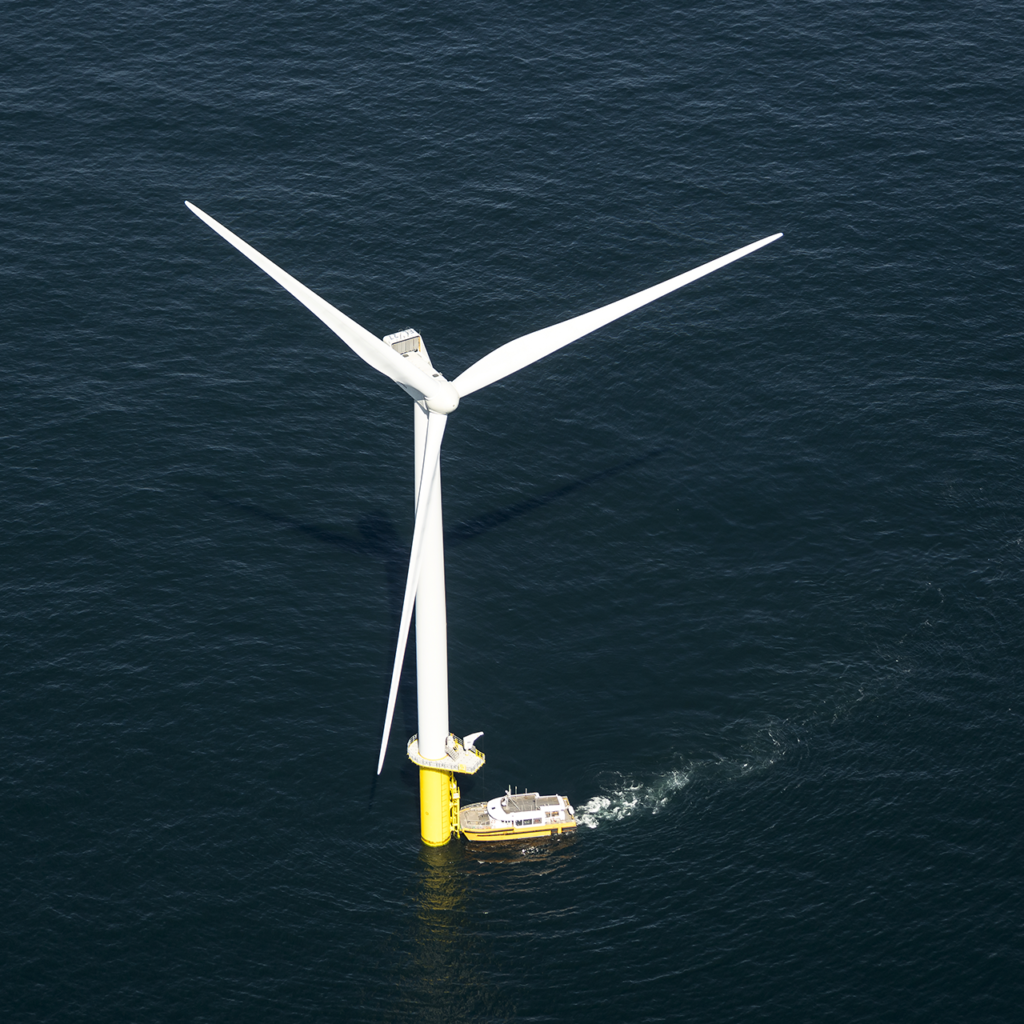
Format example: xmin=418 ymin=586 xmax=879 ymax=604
xmin=185 ymin=200 xmax=781 ymax=845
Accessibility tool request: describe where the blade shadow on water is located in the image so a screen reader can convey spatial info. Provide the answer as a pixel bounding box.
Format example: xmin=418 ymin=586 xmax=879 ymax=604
xmin=444 ymin=447 xmax=665 ymax=547
xmin=204 ymin=447 xmax=665 ymax=802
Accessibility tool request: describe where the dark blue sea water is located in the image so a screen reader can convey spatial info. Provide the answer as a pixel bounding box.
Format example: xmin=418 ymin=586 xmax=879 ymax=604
xmin=3 ymin=1 xmax=1022 ymax=1020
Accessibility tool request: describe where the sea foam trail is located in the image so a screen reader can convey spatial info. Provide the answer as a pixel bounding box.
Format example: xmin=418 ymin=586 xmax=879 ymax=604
xmin=576 ymin=680 xmax=881 ymax=830
xmin=576 ymin=715 xmax=804 ymax=828
xmin=576 ymin=769 xmax=694 ymax=828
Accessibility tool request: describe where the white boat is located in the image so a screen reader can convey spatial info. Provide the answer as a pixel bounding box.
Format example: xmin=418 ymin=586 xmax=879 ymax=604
xmin=459 ymin=789 xmax=577 ymax=842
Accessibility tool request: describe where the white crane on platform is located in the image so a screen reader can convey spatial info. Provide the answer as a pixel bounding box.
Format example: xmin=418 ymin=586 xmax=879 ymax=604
xmin=185 ymin=200 xmax=781 ymax=845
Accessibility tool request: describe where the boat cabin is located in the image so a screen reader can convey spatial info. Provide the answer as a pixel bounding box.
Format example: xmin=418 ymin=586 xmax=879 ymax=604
xmin=487 ymin=792 xmax=573 ymax=826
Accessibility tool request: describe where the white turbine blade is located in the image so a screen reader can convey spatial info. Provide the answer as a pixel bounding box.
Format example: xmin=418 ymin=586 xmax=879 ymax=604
xmin=376 ymin=409 xmax=448 ymax=774
xmin=185 ymin=201 xmax=442 ymax=402
xmin=452 ymin=233 xmax=783 ymax=397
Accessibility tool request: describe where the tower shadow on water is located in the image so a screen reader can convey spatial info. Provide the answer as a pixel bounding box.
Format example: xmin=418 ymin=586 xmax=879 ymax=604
xmin=205 ymin=446 xmax=664 ymax=799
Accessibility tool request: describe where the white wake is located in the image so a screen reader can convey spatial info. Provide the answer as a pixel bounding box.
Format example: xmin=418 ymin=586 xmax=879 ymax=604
xmin=576 ymin=769 xmax=695 ymax=828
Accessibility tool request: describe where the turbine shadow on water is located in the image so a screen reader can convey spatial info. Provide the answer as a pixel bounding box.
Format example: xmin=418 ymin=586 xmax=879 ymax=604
xmin=205 ymin=447 xmax=664 ymax=795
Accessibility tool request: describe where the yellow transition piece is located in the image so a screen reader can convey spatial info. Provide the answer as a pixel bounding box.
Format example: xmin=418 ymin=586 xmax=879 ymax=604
xmin=419 ymin=766 xmax=457 ymax=846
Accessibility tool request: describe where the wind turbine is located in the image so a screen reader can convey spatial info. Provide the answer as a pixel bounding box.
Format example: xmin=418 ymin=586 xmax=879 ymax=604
xmin=185 ymin=200 xmax=781 ymax=845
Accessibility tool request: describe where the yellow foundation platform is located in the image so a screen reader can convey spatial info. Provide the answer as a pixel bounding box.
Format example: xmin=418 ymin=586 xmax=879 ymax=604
xmin=409 ymin=733 xmax=485 ymax=846
xmin=419 ymin=766 xmax=456 ymax=846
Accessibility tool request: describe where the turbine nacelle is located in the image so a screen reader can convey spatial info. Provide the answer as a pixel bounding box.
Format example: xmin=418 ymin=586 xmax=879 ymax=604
xmin=384 ymin=328 xmax=460 ymax=414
